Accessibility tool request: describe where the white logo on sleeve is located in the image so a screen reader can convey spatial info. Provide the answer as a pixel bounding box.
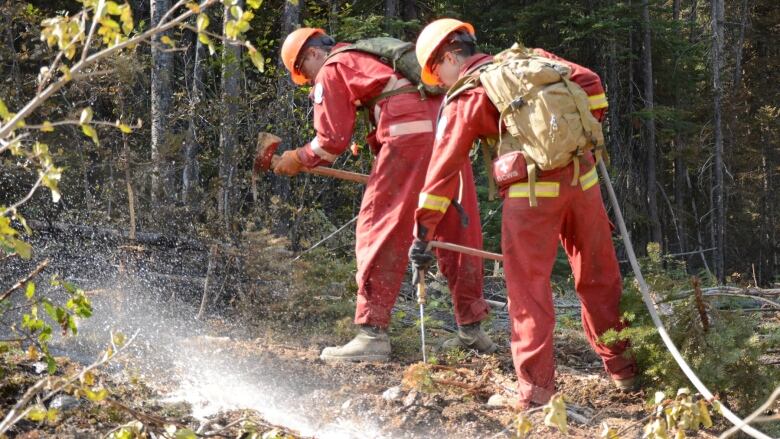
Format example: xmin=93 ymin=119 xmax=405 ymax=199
xmin=435 ymin=115 xmax=448 ymax=141
xmin=313 ymin=83 xmax=324 ymax=104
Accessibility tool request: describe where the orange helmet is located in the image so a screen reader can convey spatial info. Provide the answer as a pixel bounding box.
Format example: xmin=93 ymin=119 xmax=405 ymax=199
xmin=281 ymin=27 xmax=326 ymax=85
xmin=416 ymin=18 xmax=475 ymax=86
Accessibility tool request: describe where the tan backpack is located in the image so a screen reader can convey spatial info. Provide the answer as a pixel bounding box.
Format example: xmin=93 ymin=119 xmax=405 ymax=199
xmin=446 ymin=44 xmax=606 ymax=206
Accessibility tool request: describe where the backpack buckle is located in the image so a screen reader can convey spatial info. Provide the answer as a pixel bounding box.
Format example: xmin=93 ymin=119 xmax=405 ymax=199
xmin=510 ymin=97 xmax=526 ymax=110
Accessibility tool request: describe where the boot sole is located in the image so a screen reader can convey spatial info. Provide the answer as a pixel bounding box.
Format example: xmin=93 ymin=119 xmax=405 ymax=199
xmin=319 ymin=353 xmax=390 ymax=363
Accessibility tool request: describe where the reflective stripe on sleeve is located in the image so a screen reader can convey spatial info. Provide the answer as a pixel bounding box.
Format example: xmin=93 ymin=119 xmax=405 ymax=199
xmin=588 ymin=93 xmax=608 ymax=110
xmin=310 ymin=137 xmax=339 ymax=162
xmin=418 ymin=192 xmax=451 ymax=213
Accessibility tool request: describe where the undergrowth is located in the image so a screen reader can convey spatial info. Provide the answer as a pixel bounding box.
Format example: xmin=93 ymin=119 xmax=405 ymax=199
xmin=601 ymin=243 xmax=780 ymax=424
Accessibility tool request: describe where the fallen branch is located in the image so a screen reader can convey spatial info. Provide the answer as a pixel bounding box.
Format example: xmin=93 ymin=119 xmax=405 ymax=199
xmin=0 ymin=259 xmax=49 ymax=303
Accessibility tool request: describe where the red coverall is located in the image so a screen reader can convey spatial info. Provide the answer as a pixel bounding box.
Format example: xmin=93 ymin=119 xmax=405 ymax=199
xmin=296 ymin=44 xmax=489 ymax=328
xmin=414 ymin=50 xmax=636 ymax=406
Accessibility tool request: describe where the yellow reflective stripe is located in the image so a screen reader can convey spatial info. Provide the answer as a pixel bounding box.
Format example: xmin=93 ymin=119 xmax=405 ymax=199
xmin=580 ymin=166 xmax=598 ymax=190
xmin=508 ymin=182 xmax=559 ymax=198
xmin=588 ymin=93 xmax=608 ymax=110
xmin=418 ymin=193 xmax=451 ymax=213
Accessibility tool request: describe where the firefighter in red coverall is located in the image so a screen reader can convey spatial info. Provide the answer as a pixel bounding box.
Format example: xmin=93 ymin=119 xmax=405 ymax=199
xmin=408 ymin=19 xmax=638 ymax=408
xmin=274 ymin=28 xmax=496 ymax=362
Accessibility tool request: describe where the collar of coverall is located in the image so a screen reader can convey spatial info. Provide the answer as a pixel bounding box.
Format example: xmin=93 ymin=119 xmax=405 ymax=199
xmin=457 ymin=53 xmax=494 ymax=78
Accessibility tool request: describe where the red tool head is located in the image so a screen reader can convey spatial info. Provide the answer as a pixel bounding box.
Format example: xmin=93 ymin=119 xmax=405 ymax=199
xmin=253 ymin=132 xmax=283 ymax=175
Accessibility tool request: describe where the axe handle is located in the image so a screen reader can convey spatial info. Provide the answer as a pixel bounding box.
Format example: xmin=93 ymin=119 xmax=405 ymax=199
xmin=429 ymin=240 xmax=504 ymax=262
xmin=269 ymin=154 xmax=369 ymax=184
xmin=306 ymin=165 xmax=369 ymax=184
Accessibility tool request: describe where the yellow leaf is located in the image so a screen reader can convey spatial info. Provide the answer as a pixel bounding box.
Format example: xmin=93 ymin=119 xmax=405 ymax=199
xmin=196 ymin=13 xmax=209 ymax=32
xmin=225 ymin=20 xmax=238 ymax=39
xmin=249 ymin=49 xmax=265 ymax=72
xmin=514 ymin=414 xmax=533 ymax=438
xmin=105 ymin=1 xmax=121 ymax=15
xmin=81 ymin=124 xmax=99 ymax=145
xmin=161 ymin=35 xmax=174 ymax=46
xmin=237 ymin=19 xmax=250 ymax=33
xmin=287 ymin=0 xmax=299 ymax=6
xmin=41 ymin=121 xmax=55 ymax=132
xmin=112 ymin=331 xmax=126 ymax=347
xmin=229 ymin=5 xmax=243 ymax=19
xmin=46 ymin=408 xmax=59 ymax=423
xmin=26 ymin=405 xmax=47 ymax=422
xmin=59 ymin=65 xmax=72 ymax=81
xmin=186 ymin=2 xmax=201 ymax=13
xmin=79 ymin=107 xmax=93 ymax=124
xmin=247 ymin=0 xmax=262 ymax=9
xmin=0 ymin=97 xmax=9 ymax=120
xmin=81 ymin=370 xmax=95 ymax=386
xmin=117 ymin=123 xmax=132 ymax=133
xmin=698 ymin=400 xmax=713 ymax=428
xmin=542 ymin=394 xmax=568 ymax=434
xmin=599 ymin=422 xmax=620 ymax=439
xmin=84 ymin=387 xmax=108 ymax=402
xmin=27 ymin=345 xmax=39 ymax=360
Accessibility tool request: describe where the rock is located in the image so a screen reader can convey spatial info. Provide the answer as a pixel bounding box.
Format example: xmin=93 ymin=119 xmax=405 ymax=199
xmin=402 ymin=390 xmax=418 ymax=408
xmin=32 ymin=362 xmax=48 ymax=374
xmin=486 ymin=393 xmax=507 ymax=407
xmin=382 ymin=385 xmax=403 ymax=402
xmin=49 ymin=394 xmax=80 ymax=411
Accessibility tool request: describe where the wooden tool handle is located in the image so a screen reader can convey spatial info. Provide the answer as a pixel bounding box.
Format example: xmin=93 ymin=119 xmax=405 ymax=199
xmin=429 ymin=240 xmax=504 ymax=262
xmin=307 ymin=166 xmax=369 ymax=184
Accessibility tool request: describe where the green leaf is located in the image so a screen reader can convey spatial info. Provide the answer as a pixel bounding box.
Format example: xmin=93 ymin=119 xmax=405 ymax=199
xmin=229 ymin=5 xmax=243 ymax=19
xmin=81 ymin=124 xmax=99 ymax=145
xmin=25 ymin=282 xmax=35 ymax=299
xmin=249 ymin=49 xmax=265 ymax=72
xmin=287 ymin=0 xmax=299 ymax=6
xmin=45 ymin=354 xmax=57 ymax=373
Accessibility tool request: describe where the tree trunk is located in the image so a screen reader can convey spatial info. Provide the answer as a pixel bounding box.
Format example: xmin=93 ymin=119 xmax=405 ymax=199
xmin=183 ymin=28 xmax=206 ymax=207
xmin=733 ymin=0 xmax=750 ymax=89
xmin=385 ymin=0 xmax=399 ymax=18
xmin=711 ymin=0 xmax=726 ymax=282
xmin=150 ymin=0 xmax=173 ymax=206
xmin=271 ymin=0 xmax=302 ymax=233
xmin=641 ymin=0 xmax=663 ymax=245
xmin=218 ymin=1 xmax=244 ymax=231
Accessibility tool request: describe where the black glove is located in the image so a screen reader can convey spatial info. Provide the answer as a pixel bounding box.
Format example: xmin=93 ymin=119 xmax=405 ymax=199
xmin=409 ymin=239 xmax=435 ymax=285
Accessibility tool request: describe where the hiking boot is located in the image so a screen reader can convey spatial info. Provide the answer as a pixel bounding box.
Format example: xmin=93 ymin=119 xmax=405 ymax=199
xmin=441 ymin=321 xmax=498 ymax=354
xmin=320 ymin=325 xmax=391 ymax=363
xmin=613 ymin=376 xmax=638 ymax=391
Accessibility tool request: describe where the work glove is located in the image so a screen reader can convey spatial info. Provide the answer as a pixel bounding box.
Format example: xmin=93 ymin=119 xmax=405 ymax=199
xmin=408 ymin=239 xmax=435 ymax=286
xmin=273 ymin=149 xmax=304 ymax=176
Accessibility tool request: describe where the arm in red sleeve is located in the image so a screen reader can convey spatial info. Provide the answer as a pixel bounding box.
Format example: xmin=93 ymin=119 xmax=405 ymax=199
xmin=297 ymin=63 xmax=359 ymax=168
xmin=532 ymin=48 xmax=608 ymax=121
xmin=414 ymin=88 xmax=499 ymax=240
